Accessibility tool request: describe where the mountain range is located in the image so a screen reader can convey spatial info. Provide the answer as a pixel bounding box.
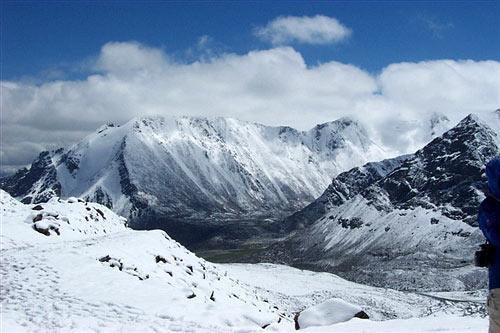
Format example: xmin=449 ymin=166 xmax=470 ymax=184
xmin=2 ymin=111 xmax=499 ymax=291
xmin=0 ymin=116 xmax=386 ymax=245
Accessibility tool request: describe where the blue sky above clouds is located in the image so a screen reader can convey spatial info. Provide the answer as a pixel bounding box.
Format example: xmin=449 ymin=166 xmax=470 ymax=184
xmin=1 ymin=1 xmax=499 ymax=174
xmin=3 ymin=1 xmax=499 ymax=78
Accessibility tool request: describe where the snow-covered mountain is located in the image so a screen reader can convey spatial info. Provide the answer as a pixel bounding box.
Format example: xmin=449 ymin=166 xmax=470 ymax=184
xmin=0 ymin=116 xmax=386 ymax=243
xmin=271 ymin=113 xmax=499 ymax=291
xmin=0 ymin=189 xmax=487 ymax=332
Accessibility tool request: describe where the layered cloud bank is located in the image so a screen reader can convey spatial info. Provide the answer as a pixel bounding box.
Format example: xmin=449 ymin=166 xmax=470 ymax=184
xmin=2 ymin=41 xmax=499 ymax=174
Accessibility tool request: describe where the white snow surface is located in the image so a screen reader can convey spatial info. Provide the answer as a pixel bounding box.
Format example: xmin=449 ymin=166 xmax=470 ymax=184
xmin=1 ymin=190 xmax=488 ymax=332
xmin=300 ymin=316 xmax=487 ymax=333
xmin=224 ymin=264 xmax=488 ymax=332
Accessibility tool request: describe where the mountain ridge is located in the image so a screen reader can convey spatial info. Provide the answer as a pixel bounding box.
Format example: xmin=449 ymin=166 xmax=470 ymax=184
xmin=1 ymin=115 xmax=388 ymax=245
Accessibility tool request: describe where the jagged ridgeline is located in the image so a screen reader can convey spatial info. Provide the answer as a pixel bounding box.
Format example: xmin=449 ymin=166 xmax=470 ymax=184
xmin=271 ymin=114 xmax=500 ymax=291
xmin=0 ymin=116 xmax=386 ymax=245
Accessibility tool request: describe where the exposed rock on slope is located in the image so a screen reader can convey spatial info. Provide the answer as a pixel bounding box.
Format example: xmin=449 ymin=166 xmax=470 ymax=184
xmin=284 ymin=154 xmax=411 ymax=232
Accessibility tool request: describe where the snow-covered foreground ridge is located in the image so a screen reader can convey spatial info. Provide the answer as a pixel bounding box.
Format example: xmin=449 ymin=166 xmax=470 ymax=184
xmin=0 ymin=190 xmax=488 ymax=332
xmin=0 ymin=189 xmax=281 ymax=331
xmin=0 ymin=115 xmax=387 ymax=224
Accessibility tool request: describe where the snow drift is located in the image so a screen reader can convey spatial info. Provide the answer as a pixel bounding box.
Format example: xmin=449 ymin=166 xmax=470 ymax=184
xmin=295 ymin=298 xmax=366 ymax=329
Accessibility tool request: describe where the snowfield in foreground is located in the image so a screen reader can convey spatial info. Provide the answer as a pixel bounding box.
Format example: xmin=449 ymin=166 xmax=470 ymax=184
xmin=0 ymin=190 xmax=488 ymax=332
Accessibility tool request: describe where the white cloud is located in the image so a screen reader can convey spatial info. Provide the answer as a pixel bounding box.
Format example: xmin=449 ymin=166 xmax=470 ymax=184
xmin=96 ymin=41 xmax=169 ymax=74
xmin=254 ymin=15 xmax=352 ymax=45
xmin=1 ymin=41 xmax=499 ymax=173
xmin=379 ymin=60 xmax=500 ymax=115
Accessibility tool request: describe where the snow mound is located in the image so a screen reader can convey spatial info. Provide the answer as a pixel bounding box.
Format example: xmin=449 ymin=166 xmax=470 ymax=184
xmin=300 ymin=315 xmax=487 ymax=333
xmin=1 ymin=189 xmax=127 ymax=248
xmin=296 ymin=298 xmax=364 ymax=329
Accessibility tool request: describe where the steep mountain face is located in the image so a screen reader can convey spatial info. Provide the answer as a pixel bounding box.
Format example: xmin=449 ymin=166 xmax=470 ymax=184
xmin=1 ymin=150 xmax=61 ymax=203
xmin=272 ymin=114 xmax=499 ymax=291
xmin=1 ymin=116 xmax=386 ymax=244
xmin=284 ymin=154 xmax=412 ymax=232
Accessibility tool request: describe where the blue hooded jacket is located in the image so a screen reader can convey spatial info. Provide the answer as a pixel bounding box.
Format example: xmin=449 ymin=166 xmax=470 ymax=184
xmin=478 ymin=157 xmax=500 ymax=289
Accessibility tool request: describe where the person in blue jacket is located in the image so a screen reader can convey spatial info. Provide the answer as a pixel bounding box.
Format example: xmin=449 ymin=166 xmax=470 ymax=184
xmin=479 ymin=157 xmax=500 ymax=333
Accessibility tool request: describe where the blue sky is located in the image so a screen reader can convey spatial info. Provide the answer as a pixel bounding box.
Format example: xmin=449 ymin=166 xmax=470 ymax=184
xmin=2 ymin=1 xmax=499 ymax=79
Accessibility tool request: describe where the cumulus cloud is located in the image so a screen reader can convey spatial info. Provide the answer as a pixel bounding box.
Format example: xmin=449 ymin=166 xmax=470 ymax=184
xmin=254 ymin=15 xmax=351 ymax=45
xmin=96 ymin=41 xmax=169 ymax=74
xmin=1 ymin=41 xmax=499 ymax=174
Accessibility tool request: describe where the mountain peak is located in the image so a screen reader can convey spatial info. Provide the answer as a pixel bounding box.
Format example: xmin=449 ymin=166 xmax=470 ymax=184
xmin=458 ymin=113 xmax=481 ymax=125
xmin=312 ymin=116 xmax=360 ymax=131
xmin=417 ymin=113 xmax=498 ymax=174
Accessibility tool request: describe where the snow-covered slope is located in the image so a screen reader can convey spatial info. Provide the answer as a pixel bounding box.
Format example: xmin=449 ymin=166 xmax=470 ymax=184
xmin=1 ymin=116 xmax=386 ymax=243
xmin=223 ymin=263 xmax=487 ymax=333
xmin=272 ymin=113 xmax=499 ymax=291
xmin=0 ymin=190 xmax=487 ymax=332
xmin=0 ymin=189 xmax=283 ymax=331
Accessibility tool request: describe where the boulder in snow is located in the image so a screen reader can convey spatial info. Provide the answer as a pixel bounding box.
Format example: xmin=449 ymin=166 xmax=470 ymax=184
xmin=294 ymin=298 xmax=368 ymax=330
